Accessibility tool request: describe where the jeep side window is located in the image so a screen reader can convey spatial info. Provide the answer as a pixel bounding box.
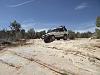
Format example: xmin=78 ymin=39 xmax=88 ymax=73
xmin=58 ymin=28 xmax=64 ymax=32
xmin=52 ymin=29 xmax=58 ymax=32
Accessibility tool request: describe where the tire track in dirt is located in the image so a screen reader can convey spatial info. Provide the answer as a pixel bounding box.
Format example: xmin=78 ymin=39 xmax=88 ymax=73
xmin=43 ymin=45 xmax=100 ymax=62
xmin=0 ymin=51 xmax=31 ymax=70
xmin=0 ymin=59 xmax=21 ymax=69
xmin=37 ymin=45 xmax=100 ymax=74
xmin=7 ymin=50 xmax=74 ymax=75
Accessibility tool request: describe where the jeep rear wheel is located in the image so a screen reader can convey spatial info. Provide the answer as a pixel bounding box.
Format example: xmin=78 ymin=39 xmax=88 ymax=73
xmin=49 ymin=35 xmax=55 ymax=42
xmin=50 ymin=35 xmax=55 ymax=42
xmin=63 ymin=35 xmax=67 ymax=40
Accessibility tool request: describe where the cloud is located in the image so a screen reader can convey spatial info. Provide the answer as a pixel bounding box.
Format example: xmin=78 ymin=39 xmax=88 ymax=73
xmin=75 ymin=3 xmax=88 ymax=10
xmin=74 ymin=21 xmax=96 ymax=32
xmin=8 ymin=0 xmax=35 ymax=7
xmin=96 ymin=27 xmax=100 ymax=30
xmin=21 ymin=20 xmax=59 ymax=32
xmin=22 ymin=23 xmax=49 ymax=32
xmin=75 ymin=26 xmax=95 ymax=33
xmin=22 ymin=23 xmax=36 ymax=31
xmin=22 ymin=19 xmax=35 ymax=24
xmin=35 ymin=28 xmax=49 ymax=32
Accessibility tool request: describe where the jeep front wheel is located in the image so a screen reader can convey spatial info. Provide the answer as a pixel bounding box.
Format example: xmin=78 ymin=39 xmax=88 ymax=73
xmin=44 ymin=37 xmax=50 ymax=43
xmin=50 ymin=35 xmax=55 ymax=42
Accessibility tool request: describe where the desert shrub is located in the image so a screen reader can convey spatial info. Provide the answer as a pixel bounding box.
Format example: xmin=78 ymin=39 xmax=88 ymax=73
xmin=27 ymin=28 xmax=35 ymax=39
xmin=96 ymin=17 xmax=100 ymax=39
xmin=96 ymin=16 xmax=100 ymax=27
xmin=96 ymin=29 xmax=100 ymax=39
xmin=68 ymin=30 xmax=75 ymax=40
xmin=35 ymin=30 xmax=46 ymax=39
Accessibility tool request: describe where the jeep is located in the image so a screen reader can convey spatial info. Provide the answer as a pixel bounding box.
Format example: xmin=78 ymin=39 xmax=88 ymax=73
xmin=42 ymin=26 xmax=68 ymax=43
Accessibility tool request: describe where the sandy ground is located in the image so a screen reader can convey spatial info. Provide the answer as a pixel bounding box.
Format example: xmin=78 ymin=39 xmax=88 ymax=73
xmin=0 ymin=38 xmax=100 ymax=75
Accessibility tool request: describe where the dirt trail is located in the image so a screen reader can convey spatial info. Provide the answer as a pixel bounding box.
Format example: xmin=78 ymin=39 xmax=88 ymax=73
xmin=0 ymin=39 xmax=100 ymax=75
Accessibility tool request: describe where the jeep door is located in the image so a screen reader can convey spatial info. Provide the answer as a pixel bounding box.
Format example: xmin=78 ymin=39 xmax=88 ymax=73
xmin=57 ymin=28 xmax=65 ymax=37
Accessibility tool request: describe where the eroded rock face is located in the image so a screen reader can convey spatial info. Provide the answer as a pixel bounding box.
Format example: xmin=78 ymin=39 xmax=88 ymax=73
xmin=0 ymin=39 xmax=100 ymax=75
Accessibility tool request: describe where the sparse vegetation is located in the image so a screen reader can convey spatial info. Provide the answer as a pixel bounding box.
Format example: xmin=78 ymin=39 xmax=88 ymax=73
xmin=27 ymin=28 xmax=35 ymax=39
xmin=0 ymin=17 xmax=99 ymax=46
xmin=96 ymin=16 xmax=100 ymax=27
xmin=96 ymin=16 xmax=100 ymax=39
xmin=68 ymin=30 xmax=76 ymax=40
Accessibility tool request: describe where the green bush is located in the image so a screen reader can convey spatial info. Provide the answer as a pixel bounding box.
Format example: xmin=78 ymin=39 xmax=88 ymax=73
xmin=96 ymin=29 xmax=100 ymax=39
xmin=96 ymin=16 xmax=100 ymax=27
xmin=68 ymin=30 xmax=75 ymax=40
xmin=96 ymin=17 xmax=100 ymax=39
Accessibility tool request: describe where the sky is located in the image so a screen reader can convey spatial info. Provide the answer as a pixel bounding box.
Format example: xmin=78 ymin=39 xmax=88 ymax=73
xmin=0 ymin=0 xmax=100 ymax=32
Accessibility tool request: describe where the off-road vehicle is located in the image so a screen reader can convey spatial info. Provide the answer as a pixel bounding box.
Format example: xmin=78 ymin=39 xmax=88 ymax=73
xmin=42 ymin=26 xmax=68 ymax=43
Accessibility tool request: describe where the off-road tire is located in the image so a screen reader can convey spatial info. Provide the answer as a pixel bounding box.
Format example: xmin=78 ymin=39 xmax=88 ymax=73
xmin=50 ymin=35 xmax=55 ymax=42
xmin=44 ymin=37 xmax=50 ymax=43
xmin=63 ymin=35 xmax=67 ymax=40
